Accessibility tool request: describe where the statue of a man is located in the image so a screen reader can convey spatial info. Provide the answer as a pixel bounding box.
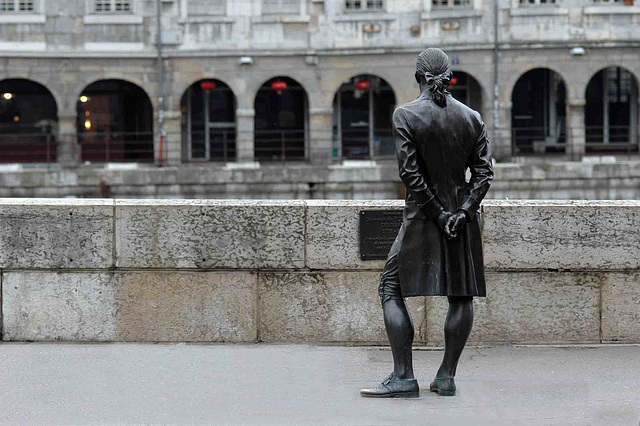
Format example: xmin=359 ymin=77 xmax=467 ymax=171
xmin=360 ymin=48 xmax=494 ymax=398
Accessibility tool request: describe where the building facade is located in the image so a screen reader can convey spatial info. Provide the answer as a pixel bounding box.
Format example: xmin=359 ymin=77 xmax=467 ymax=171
xmin=0 ymin=0 xmax=638 ymax=198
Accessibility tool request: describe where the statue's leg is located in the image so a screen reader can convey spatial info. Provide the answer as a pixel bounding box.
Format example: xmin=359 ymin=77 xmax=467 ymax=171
xmin=361 ymin=252 xmax=418 ymax=397
xmin=382 ymin=297 xmax=415 ymax=380
xmin=437 ymin=296 xmax=473 ymax=378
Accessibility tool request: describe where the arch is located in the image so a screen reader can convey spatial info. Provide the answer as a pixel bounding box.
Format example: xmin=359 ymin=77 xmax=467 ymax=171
xmin=0 ymin=78 xmax=59 ymax=163
xmin=332 ymin=74 xmax=397 ymax=159
xmin=511 ymin=68 xmax=567 ymax=155
xmin=448 ymin=71 xmax=484 ymax=115
xmin=77 ymin=79 xmax=154 ymax=163
xmin=585 ymin=66 xmax=639 ymax=153
xmin=504 ymin=64 xmax=570 ymax=103
xmin=254 ymin=76 xmax=308 ymax=161
xmin=180 ymin=79 xmax=237 ymax=162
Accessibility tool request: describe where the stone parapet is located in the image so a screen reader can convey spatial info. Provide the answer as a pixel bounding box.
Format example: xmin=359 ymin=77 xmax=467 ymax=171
xmin=0 ymin=199 xmax=638 ymax=344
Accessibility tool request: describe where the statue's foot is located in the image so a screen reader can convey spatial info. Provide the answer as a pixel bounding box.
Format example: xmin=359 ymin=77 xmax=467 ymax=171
xmin=429 ymin=376 xmax=456 ymax=396
xmin=360 ymin=373 xmax=419 ymax=398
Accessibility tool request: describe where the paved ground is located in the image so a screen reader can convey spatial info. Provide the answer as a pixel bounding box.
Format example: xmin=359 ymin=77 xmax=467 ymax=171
xmin=0 ymin=343 xmax=639 ymax=425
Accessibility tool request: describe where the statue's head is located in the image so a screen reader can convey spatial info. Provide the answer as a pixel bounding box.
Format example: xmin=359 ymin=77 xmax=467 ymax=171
xmin=415 ymin=48 xmax=453 ymax=108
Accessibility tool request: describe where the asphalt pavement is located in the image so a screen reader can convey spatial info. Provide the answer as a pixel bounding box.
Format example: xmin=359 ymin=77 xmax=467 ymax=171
xmin=1 ymin=343 xmax=639 ymax=425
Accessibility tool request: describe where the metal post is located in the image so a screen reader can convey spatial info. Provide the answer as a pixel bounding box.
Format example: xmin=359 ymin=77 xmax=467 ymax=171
xmin=368 ymin=86 xmax=374 ymax=158
xmin=156 ymin=0 xmax=165 ymax=165
xmin=223 ymin=130 xmax=228 ymax=163
xmin=281 ymin=131 xmax=286 ymax=161
xmin=493 ymin=0 xmax=501 ymax=154
xmin=204 ymin=89 xmax=211 ymax=161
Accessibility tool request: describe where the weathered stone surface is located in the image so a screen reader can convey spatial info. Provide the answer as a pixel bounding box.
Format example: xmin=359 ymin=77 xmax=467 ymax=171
xmin=258 ymin=271 xmax=425 ymax=343
xmin=601 ymin=272 xmax=640 ymax=343
xmin=2 ymin=272 xmax=116 ymax=341
xmin=305 ymin=200 xmax=404 ymax=270
xmin=115 ymin=200 xmax=305 ymax=269
xmin=0 ymin=199 xmax=114 ymax=269
xmin=114 ymin=272 xmax=257 ymax=342
xmin=426 ymin=272 xmax=601 ymax=345
xmin=483 ymin=200 xmax=640 ymax=270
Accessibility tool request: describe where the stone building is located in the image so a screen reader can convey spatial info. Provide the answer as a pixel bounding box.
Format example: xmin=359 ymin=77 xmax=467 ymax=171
xmin=0 ymin=0 xmax=638 ymax=199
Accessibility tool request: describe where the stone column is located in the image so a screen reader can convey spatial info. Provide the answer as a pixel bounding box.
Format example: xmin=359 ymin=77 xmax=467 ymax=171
xmin=57 ymin=113 xmax=79 ymax=168
xmin=159 ymin=110 xmax=182 ymax=166
xmin=491 ymin=102 xmax=512 ymax=162
xmin=566 ymin=99 xmax=586 ymax=161
xmin=308 ymin=107 xmax=334 ymax=165
xmin=236 ymin=108 xmax=256 ymax=163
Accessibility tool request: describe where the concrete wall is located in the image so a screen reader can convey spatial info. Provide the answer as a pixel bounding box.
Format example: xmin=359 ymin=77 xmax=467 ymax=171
xmin=1 ymin=160 xmax=639 ymax=200
xmin=1 ymin=199 xmax=638 ymax=345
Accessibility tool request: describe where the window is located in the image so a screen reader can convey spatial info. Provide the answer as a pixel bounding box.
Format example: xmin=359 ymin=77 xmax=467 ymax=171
xmin=344 ymin=0 xmax=384 ymax=11
xmin=0 ymin=0 xmax=35 ymax=11
xmin=518 ymin=0 xmax=556 ymax=5
xmin=188 ymin=0 xmax=225 ymax=15
xmin=262 ymin=0 xmax=299 ymax=14
xmin=95 ymin=0 xmax=131 ymax=12
xmin=432 ymin=0 xmax=471 ymax=7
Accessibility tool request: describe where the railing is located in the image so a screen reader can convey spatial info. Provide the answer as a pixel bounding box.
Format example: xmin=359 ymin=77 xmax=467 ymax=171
xmin=0 ymin=131 xmax=57 ymax=164
xmin=77 ymin=131 xmax=155 ymax=163
xmin=512 ymin=126 xmax=566 ymax=156
xmin=586 ymin=125 xmax=639 ymax=154
xmin=254 ymin=129 xmax=306 ymax=161
xmin=337 ymin=128 xmax=395 ymax=159
xmin=187 ymin=129 xmax=236 ymax=163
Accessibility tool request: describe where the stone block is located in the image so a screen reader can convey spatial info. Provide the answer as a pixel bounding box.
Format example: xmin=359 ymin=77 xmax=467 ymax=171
xmin=2 ymin=272 xmax=116 ymax=341
xmin=258 ymin=271 xmax=425 ymax=343
xmin=426 ymin=272 xmax=601 ymax=345
xmin=115 ymin=200 xmax=305 ymax=269
xmin=305 ymin=200 xmax=404 ymax=270
xmin=483 ymin=201 xmax=640 ymax=270
xmin=601 ymin=272 xmax=640 ymax=343
xmin=114 ymin=271 xmax=257 ymax=342
xmin=0 ymin=199 xmax=114 ymax=269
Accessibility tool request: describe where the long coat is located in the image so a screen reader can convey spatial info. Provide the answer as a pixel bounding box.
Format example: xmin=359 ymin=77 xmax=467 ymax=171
xmin=393 ymin=93 xmax=493 ymax=297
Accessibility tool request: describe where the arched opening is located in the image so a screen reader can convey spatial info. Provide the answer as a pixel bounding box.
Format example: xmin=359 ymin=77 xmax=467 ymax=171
xmin=585 ymin=67 xmax=639 ymax=153
xmin=77 ymin=79 xmax=154 ymax=163
xmin=0 ymin=79 xmax=58 ymax=163
xmin=254 ymin=77 xmax=307 ymax=161
xmin=332 ymin=75 xmax=396 ymax=159
xmin=181 ymin=79 xmax=236 ymax=162
xmin=448 ymin=71 xmax=483 ymax=114
xmin=511 ymin=68 xmax=566 ymax=155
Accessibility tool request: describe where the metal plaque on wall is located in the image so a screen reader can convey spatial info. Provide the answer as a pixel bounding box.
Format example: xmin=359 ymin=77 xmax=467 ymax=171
xmin=359 ymin=210 xmax=403 ymax=260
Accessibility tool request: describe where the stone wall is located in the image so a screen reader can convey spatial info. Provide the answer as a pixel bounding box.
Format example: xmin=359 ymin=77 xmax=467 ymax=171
xmin=1 ymin=199 xmax=638 ymax=344
xmin=1 ymin=160 xmax=639 ymax=200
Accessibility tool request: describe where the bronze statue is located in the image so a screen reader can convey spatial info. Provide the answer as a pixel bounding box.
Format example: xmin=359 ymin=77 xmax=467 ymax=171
xmin=360 ymin=48 xmax=494 ymax=398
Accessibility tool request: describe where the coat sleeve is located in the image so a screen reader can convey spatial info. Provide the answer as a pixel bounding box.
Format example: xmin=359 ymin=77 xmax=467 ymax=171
xmin=394 ymin=108 xmax=444 ymax=221
xmin=460 ymin=121 xmax=494 ymax=219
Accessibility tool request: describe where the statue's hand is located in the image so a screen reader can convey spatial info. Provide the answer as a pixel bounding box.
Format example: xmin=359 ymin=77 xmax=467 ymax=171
xmin=436 ymin=211 xmax=455 ymax=240
xmin=447 ymin=210 xmax=467 ymax=239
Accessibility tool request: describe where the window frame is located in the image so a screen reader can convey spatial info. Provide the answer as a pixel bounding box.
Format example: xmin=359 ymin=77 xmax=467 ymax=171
xmin=431 ymin=0 xmax=472 ymax=9
xmin=517 ymin=0 xmax=557 ymax=6
xmin=0 ymin=0 xmax=37 ymax=12
xmin=93 ymin=0 xmax=132 ymax=14
xmin=344 ymin=0 xmax=385 ymax=12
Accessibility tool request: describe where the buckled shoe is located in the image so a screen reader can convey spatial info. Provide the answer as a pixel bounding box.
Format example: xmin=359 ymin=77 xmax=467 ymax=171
xmin=360 ymin=374 xmax=419 ymax=398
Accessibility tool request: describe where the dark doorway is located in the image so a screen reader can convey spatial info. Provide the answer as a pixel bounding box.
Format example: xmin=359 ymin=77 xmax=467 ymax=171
xmin=254 ymin=77 xmax=307 ymax=161
xmin=77 ymin=79 xmax=154 ymax=163
xmin=333 ymin=75 xmax=396 ymax=159
xmin=181 ymin=79 xmax=236 ymax=162
xmin=585 ymin=67 xmax=639 ymax=153
xmin=0 ymin=79 xmax=58 ymax=163
xmin=511 ymin=68 xmax=566 ymax=155
xmin=448 ymin=71 xmax=483 ymax=114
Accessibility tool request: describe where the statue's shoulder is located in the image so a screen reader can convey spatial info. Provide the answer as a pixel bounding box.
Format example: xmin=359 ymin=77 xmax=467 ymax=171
xmin=448 ymin=95 xmax=482 ymax=122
